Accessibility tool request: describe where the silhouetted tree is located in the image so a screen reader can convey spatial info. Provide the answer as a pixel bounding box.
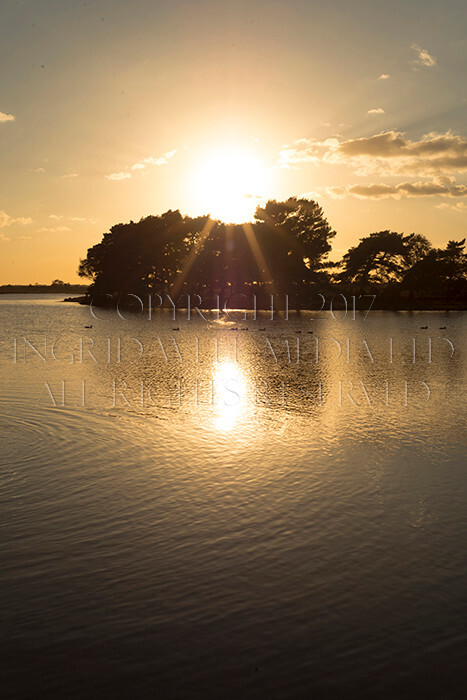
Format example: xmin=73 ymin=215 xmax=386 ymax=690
xmin=79 ymin=198 xmax=336 ymax=305
xmin=402 ymin=238 xmax=467 ymax=298
xmin=78 ymin=203 xmax=465 ymax=309
xmin=79 ymin=211 xmax=209 ymax=300
xmin=339 ymin=231 xmax=431 ymax=291
xmin=253 ymin=198 xmax=336 ymax=297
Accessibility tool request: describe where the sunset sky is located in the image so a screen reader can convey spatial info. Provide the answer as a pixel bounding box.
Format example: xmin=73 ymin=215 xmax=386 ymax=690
xmin=1 ymin=0 xmax=466 ymax=283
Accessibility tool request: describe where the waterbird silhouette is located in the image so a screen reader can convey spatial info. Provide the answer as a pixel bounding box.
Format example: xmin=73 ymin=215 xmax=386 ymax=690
xmin=420 ymin=326 xmax=428 ymax=329
xmin=172 ymin=327 xmax=179 ymax=331
xmin=84 ymin=325 xmax=92 ymax=329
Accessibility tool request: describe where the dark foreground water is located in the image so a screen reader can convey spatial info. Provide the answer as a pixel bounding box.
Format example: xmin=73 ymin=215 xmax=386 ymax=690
xmin=0 ymin=295 xmax=466 ymax=698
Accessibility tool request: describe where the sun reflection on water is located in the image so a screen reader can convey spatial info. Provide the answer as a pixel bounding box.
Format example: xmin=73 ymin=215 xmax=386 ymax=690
xmin=212 ymin=359 xmax=248 ymax=431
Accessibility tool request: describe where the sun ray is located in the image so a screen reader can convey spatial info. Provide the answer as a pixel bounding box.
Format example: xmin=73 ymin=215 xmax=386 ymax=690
xmin=241 ymin=221 xmax=277 ymax=295
xmin=170 ymin=216 xmax=215 ymax=299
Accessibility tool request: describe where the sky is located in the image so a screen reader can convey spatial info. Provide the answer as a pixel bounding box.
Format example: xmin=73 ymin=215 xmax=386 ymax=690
xmin=1 ymin=0 xmax=466 ymax=283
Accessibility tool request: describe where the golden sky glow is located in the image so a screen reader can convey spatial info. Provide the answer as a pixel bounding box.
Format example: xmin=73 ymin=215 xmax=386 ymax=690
xmin=0 ymin=0 xmax=466 ymax=283
xmin=191 ymin=147 xmax=271 ymax=223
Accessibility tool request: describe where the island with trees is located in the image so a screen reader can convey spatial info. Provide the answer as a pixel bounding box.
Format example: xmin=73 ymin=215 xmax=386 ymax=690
xmin=0 ymin=280 xmax=88 ymax=295
xmin=76 ymin=198 xmax=467 ymax=310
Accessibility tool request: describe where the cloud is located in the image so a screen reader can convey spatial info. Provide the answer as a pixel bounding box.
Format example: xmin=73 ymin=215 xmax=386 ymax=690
xmin=436 ymin=202 xmax=466 ymax=212
xmin=0 ymin=210 xmax=32 ymax=228
xmin=378 ymin=74 xmax=390 ymax=80
xmin=411 ymin=44 xmax=437 ymax=68
xmin=106 ymin=171 xmax=132 ymax=181
xmin=368 ymin=108 xmax=385 ymax=115
xmin=0 ymin=112 xmax=15 ymax=123
xmin=326 ymin=178 xmax=467 ymax=199
xmin=62 ymin=173 xmax=79 ymax=179
xmin=38 ymin=225 xmax=72 ymax=232
xmin=106 ymin=149 xmax=178 ymax=180
xmin=299 ymin=191 xmax=322 ymax=200
xmin=142 ymin=149 xmax=178 ymax=167
xmin=49 ymin=214 xmax=99 ymax=224
xmin=325 ymin=187 xmax=347 ymax=199
xmin=337 ymin=130 xmax=467 ymax=175
xmin=244 ymin=193 xmax=264 ymax=200
xmin=280 ymin=130 xmax=467 ymax=177
xmin=278 ymin=137 xmax=338 ymax=168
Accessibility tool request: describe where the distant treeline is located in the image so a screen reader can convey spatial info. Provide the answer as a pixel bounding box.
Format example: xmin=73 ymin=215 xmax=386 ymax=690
xmin=0 ymin=281 xmax=89 ymax=294
xmin=78 ymin=198 xmax=467 ymax=310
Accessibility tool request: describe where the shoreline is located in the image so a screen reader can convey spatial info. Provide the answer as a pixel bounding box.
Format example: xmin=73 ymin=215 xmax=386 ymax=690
xmin=62 ymin=295 xmax=467 ymax=312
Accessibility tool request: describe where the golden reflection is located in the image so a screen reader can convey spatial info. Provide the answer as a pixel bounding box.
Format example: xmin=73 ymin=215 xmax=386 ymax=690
xmin=212 ymin=359 xmax=248 ymax=430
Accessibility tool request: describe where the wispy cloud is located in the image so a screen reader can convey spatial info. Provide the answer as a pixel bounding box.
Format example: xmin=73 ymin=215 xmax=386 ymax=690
xmin=0 ymin=210 xmax=32 ymax=228
xmin=0 ymin=112 xmax=15 ymax=123
xmin=278 ymin=138 xmax=338 ymax=168
xmin=299 ymin=191 xmax=322 ymax=200
xmin=49 ymin=214 xmax=99 ymax=224
xmin=368 ymin=108 xmax=385 ymax=115
xmin=378 ymin=74 xmax=391 ymax=80
xmin=141 ymin=149 xmax=178 ymax=167
xmin=38 ymin=225 xmax=71 ymax=233
xmin=436 ymin=202 xmax=466 ymax=212
xmin=411 ymin=44 xmax=437 ymax=68
xmin=106 ymin=171 xmax=132 ymax=181
xmin=106 ymin=149 xmax=178 ymax=181
xmin=62 ymin=173 xmax=79 ymax=179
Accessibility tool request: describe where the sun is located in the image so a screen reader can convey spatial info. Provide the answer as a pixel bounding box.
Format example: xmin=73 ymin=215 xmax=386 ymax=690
xmin=193 ymin=147 xmax=270 ymax=223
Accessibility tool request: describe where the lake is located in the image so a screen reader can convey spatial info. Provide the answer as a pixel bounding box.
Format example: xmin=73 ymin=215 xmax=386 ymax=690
xmin=0 ymin=294 xmax=466 ymax=698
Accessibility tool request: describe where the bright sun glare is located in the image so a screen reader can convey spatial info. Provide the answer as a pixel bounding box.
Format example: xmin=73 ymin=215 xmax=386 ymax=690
xmin=212 ymin=359 xmax=247 ymax=430
xmin=194 ymin=148 xmax=270 ymax=224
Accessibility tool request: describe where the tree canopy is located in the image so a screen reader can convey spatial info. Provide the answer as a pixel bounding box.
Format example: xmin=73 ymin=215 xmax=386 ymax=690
xmin=79 ymin=198 xmax=337 ymax=304
xmin=78 ymin=199 xmax=467 ymax=308
xmin=339 ymin=231 xmax=432 ymax=289
xmin=403 ymin=239 xmax=467 ymax=294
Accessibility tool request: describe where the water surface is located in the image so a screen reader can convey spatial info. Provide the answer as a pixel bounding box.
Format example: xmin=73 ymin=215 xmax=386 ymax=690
xmin=0 ymin=296 xmax=466 ymax=698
